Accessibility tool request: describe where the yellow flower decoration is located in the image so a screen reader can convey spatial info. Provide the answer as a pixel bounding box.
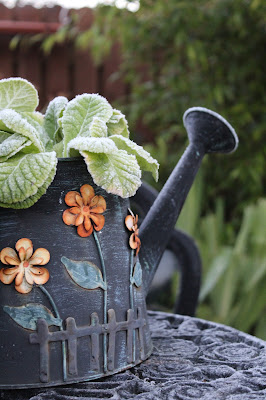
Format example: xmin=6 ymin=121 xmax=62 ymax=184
xmin=0 ymin=238 xmax=50 ymax=294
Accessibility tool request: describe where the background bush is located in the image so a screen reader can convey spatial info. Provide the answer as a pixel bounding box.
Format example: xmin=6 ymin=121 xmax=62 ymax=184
xmin=83 ymin=0 xmax=266 ymax=223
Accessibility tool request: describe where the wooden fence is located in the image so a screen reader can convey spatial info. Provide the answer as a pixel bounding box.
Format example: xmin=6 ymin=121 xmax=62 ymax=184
xmin=0 ymin=4 xmax=127 ymax=111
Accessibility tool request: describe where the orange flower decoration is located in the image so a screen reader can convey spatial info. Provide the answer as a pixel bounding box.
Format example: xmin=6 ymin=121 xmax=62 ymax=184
xmin=125 ymin=210 xmax=141 ymax=256
xmin=62 ymin=184 xmax=107 ymax=238
xmin=0 ymin=238 xmax=50 ymax=294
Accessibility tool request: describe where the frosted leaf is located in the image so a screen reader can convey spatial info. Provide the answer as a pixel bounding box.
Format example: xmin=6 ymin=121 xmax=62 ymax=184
xmin=44 ymin=96 xmax=68 ymax=141
xmin=89 ymin=117 xmax=108 ymax=138
xmin=107 ymin=109 xmax=129 ymax=138
xmin=0 ymin=131 xmax=11 ymax=144
xmin=0 ymin=133 xmax=31 ymax=162
xmin=61 ymin=93 xmax=113 ymax=156
xmin=20 ymin=112 xmax=44 ymax=134
xmin=53 ymin=140 xmax=64 ymax=158
xmin=0 ymin=164 xmax=57 ymax=209
xmin=0 ymin=109 xmax=44 ymax=152
xmin=68 ymin=136 xmax=117 ymax=154
xmin=110 ymin=135 xmax=159 ymax=181
xmin=0 ymin=151 xmax=57 ymax=204
xmin=19 ymin=111 xmax=50 ymax=149
xmin=81 ymin=149 xmax=141 ymax=198
xmin=0 ymin=77 xmax=38 ymax=112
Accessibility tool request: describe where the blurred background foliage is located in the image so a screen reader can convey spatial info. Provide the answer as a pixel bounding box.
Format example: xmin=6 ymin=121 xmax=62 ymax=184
xmin=74 ymin=0 xmax=266 ymax=223
xmin=10 ymin=0 xmax=266 ymax=338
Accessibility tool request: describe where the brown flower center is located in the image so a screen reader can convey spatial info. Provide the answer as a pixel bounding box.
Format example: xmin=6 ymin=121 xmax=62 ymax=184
xmin=82 ymin=206 xmax=91 ymax=213
xmin=23 ymin=261 xmax=30 ymax=268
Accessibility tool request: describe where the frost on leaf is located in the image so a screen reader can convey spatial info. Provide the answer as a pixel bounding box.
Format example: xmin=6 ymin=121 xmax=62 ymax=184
xmin=81 ymin=149 xmax=141 ymax=198
xmin=88 ymin=117 xmax=108 ymax=138
xmin=110 ymin=135 xmax=159 ymax=181
xmin=0 ymin=133 xmax=31 ymax=162
xmin=61 ymin=94 xmax=113 ymax=156
xmin=0 ymin=151 xmax=57 ymax=205
xmin=68 ymin=136 xmax=142 ymax=197
xmin=44 ymin=96 xmax=68 ymax=141
xmin=0 ymin=109 xmax=44 ymax=152
xmin=0 ymin=77 xmax=38 ymax=112
xmin=106 ymin=109 xmax=129 ymax=138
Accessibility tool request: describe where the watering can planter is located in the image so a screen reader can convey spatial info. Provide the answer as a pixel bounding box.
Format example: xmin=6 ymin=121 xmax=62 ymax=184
xmin=0 ymin=107 xmax=238 ymax=388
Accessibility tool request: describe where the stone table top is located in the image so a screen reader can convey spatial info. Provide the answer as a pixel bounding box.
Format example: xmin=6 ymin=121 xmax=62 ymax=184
xmin=1 ymin=311 xmax=266 ymax=400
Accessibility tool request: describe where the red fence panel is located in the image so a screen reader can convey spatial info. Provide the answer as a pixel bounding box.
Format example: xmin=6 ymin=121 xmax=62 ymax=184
xmin=0 ymin=4 xmax=127 ymax=110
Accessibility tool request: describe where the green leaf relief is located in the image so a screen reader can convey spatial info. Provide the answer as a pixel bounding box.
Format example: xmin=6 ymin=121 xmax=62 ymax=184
xmin=0 ymin=77 xmax=38 ymax=112
xmin=61 ymin=93 xmax=113 ymax=156
xmin=130 ymin=260 xmax=143 ymax=288
xmin=61 ymin=256 xmax=107 ymax=290
xmin=0 ymin=151 xmax=57 ymax=205
xmin=3 ymin=304 xmax=62 ymax=330
xmin=110 ymin=135 xmax=159 ymax=181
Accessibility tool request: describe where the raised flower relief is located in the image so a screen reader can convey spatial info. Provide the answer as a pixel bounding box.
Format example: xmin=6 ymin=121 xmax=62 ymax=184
xmin=0 ymin=238 xmax=50 ymax=294
xmin=125 ymin=210 xmax=141 ymax=256
xmin=62 ymin=184 xmax=107 ymax=237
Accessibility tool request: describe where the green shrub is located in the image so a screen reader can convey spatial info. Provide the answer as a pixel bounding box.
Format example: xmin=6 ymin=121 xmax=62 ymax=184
xmin=83 ymin=0 xmax=266 ymax=221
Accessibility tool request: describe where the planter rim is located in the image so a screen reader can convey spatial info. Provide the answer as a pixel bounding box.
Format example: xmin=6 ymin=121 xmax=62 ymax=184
xmin=57 ymin=157 xmax=83 ymax=162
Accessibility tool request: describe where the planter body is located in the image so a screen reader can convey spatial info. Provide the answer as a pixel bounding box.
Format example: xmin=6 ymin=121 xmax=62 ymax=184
xmin=0 ymin=159 xmax=152 ymax=388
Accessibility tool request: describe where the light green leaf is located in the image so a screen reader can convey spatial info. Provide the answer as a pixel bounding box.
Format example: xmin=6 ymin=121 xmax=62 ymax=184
xmin=110 ymin=135 xmax=159 ymax=181
xmin=107 ymin=109 xmax=129 ymax=138
xmin=19 ymin=111 xmax=50 ymax=150
xmin=61 ymin=93 xmax=113 ymax=156
xmin=89 ymin=117 xmax=108 ymax=138
xmin=68 ymin=136 xmax=142 ymax=197
xmin=44 ymin=96 xmax=68 ymax=141
xmin=61 ymin=256 xmax=107 ymax=290
xmin=131 ymin=260 xmax=142 ymax=287
xmin=3 ymin=303 xmax=62 ymax=330
xmin=0 ymin=131 xmax=11 ymax=143
xmin=0 ymin=133 xmax=32 ymax=162
xmin=53 ymin=140 xmax=64 ymax=158
xmin=68 ymin=136 xmax=118 ymax=154
xmin=0 ymin=109 xmax=44 ymax=152
xmin=0 ymin=151 xmax=57 ymax=205
xmin=81 ymin=150 xmax=141 ymax=198
xmin=0 ymin=164 xmax=57 ymax=209
xmin=0 ymin=78 xmax=38 ymax=112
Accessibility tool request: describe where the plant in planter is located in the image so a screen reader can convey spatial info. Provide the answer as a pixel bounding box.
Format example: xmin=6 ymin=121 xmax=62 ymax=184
xmin=0 ymin=77 xmax=159 ymax=209
xmin=0 ymin=77 xmax=160 ymax=388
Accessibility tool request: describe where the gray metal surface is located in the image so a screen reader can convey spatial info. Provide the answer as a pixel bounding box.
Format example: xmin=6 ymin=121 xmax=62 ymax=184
xmin=1 ymin=311 xmax=265 ymax=399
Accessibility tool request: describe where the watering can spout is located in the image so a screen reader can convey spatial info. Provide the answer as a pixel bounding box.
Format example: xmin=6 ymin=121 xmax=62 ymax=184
xmin=139 ymin=107 xmax=238 ymax=295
